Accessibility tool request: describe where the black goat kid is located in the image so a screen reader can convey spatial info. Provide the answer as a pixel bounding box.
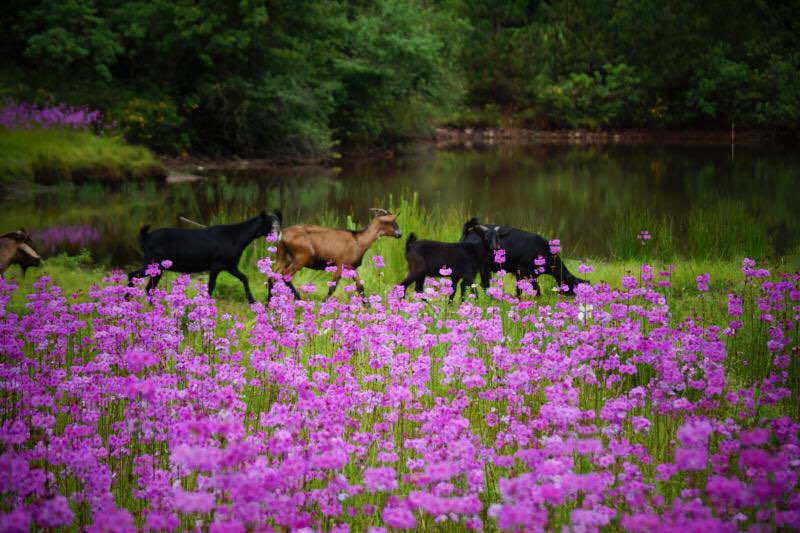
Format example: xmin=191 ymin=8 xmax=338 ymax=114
xmin=461 ymin=218 xmax=587 ymax=297
xmin=128 ymin=211 xmax=282 ymax=303
xmin=400 ymin=224 xmax=499 ymax=300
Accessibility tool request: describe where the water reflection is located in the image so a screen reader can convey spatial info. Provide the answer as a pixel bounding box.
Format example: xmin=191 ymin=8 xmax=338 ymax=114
xmin=2 ymin=144 xmax=798 ymax=266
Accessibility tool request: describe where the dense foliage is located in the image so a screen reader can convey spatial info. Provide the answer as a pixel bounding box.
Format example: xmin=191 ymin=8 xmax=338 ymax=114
xmin=456 ymin=0 xmax=800 ymax=131
xmin=1 ymin=0 xmax=798 ymax=154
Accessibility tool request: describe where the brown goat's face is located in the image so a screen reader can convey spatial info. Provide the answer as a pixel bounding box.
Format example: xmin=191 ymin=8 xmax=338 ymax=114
xmin=376 ymin=215 xmax=402 ymax=238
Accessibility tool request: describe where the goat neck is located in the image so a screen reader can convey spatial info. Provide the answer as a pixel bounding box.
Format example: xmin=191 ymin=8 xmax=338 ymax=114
xmin=226 ymin=215 xmax=267 ymax=250
xmin=463 ymin=238 xmax=492 ymax=262
xmin=353 ymin=218 xmax=386 ymax=255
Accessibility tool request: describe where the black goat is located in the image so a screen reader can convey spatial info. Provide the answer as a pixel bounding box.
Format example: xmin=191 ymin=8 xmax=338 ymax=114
xmin=128 ymin=211 xmax=282 ymax=303
xmin=460 ymin=218 xmax=587 ymax=297
xmin=400 ymin=224 xmax=499 ymax=300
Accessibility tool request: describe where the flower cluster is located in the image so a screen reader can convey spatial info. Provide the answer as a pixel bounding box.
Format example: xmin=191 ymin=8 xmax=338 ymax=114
xmin=31 ymin=223 xmax=101 ymax=251
xmin=0 ymin=258 xmax=797 ymax=531
xmin=637 ymin=230 xmax=651 ymax=244
xmin=0 ymin=100 xmax=102 ymax=130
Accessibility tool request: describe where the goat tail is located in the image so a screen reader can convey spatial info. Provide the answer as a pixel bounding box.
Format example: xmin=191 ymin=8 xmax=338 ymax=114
xmin=405 ymin=233 xmax=418 ymax=253
xmin=139 ymin=225 xmax=151 ymax=242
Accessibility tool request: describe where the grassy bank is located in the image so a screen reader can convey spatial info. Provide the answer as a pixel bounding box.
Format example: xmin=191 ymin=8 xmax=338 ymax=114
xmin=0 ymin=128 xmax=166 ymax=184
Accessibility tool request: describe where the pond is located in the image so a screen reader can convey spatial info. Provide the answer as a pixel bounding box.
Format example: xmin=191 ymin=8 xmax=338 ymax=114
xmin=2 ymin=143 xmax=799 ymax=267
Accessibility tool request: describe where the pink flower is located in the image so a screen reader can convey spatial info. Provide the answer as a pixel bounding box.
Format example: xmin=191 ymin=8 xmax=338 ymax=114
xmin=301 ymin=283 xmax=317 ymax=293
xmin=727 ymin=294 xmax=742 ymax=316
xmin=549 ymin=239 xmax=561 ymax=255
xmin=494 ymin=249 xmax=506 ymax=264
xmin=124 ymin=347 xmax=159 ymax=373
xmin=34 ymin=495 xmax=74 ymax=529
xmin=372 ymin=255 xmax=385 ymax=269
xmin=382 ymin=506 xmax=416 ymax=529
xmin=173 ymin=489 xmax=215 ymax=514
xmin=696 ymin=273 xmax=710 ymax=292
xmin=363 ymin=467 xmax=398 ymax=492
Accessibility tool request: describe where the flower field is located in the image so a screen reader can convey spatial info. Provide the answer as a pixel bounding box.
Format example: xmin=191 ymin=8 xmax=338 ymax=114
xmin=1 ymin=252 xmax=798 ymax=531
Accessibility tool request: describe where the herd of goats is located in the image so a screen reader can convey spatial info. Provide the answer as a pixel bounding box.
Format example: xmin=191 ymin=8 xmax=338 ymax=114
xmin=0 ymin=208 xmax=587 ymax=303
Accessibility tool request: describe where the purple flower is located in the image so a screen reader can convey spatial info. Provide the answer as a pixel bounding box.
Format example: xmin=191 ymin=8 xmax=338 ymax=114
xmin=549 ymin=239 xmax=561 ymax=255
xmin=382 ymin=506 xmax=416 ymax=529
xmin=363 ymin=467 xmax=398 ymax=492
xmin=173 ymin=489 xmax=215 ymax=514
xmin=696 ymin=273 xmax=710 ymax=292
xmin=34 ymin=496 xmax=74 ymax=529
xmin=372 ymin=255 xmax=385 ymax=269
xmin=0 ymin=99 xmax=101 ymax=130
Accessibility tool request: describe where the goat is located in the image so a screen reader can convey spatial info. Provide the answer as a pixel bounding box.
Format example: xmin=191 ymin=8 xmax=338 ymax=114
xmin=270 ymin=208 xmax=401 ymax=300
xmin=0 ymin=229 xmax=42 ymax=277
xmin=128 ymin=211 xmax=282 ymax=303
xmin=400 ymin=223 xmax=500 ymax=301
xmin=461 ymin=218 xmax=587 ymax=297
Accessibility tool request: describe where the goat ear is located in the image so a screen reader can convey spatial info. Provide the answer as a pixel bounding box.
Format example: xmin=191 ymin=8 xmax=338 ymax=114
xmin=462 ymin=217 xmax=479 ymax=233
xmin=273 ymin=209 xmax=283 ymax=224
xmin=260 ymin=210 xmax=267 ymax=219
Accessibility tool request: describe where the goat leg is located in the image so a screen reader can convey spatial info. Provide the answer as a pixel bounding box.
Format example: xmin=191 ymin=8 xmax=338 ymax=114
xmin=450 ymin=276 xmax=461 ymax=302
xmin=146 ymin=273 xmax=162 ymax=294
xmin=285 ymin=279 xmax=302 ymax=300
xmin=227 ymin=266 xmax=255 ymax=304
xmin=325 ymin=266 xmax=343 ymax=300
xmin=207 ymin=268 xmax=220 ymax=298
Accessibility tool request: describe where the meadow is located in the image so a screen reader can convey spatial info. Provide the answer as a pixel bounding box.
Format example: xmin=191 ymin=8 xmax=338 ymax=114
xmin=1 ymin=197 xmax=798 ymax=531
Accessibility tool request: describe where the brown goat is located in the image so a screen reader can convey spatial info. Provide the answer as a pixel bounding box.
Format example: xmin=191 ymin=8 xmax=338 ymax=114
xmin=0 ymin=229 xmax=42 ymax=277
xmin=269 ymin=209 xmax=402 ymax=300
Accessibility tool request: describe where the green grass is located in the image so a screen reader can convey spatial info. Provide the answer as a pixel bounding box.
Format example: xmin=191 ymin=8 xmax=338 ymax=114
xmin=0 ymin=128 xmax=165 ymax=184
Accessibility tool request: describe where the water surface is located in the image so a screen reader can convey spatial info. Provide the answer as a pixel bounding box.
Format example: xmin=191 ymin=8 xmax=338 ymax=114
xmin=2 ymin=143 xmax=798 ymax=266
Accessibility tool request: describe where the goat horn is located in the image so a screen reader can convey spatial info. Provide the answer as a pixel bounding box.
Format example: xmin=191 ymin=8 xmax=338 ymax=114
xmin=19 ymin=243 xmax=41 ymax=260
xmin=179 ymin=216 xmax=207 ymax=228
xmin=368 ymin=208 xmax=392 ymax=216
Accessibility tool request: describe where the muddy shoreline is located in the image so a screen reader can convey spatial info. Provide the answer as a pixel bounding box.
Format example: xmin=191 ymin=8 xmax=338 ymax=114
xmin=433 ymin=127 xmax=788 ymax=148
